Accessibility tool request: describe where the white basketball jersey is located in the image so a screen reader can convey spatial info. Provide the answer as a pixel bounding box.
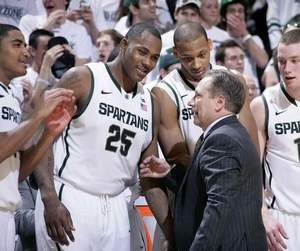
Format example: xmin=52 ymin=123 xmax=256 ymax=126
xmin=156 ymin=69 xmax=203 ymax=154
xmin=53 ymin=63 xmax=154 ymax=196
xmin=263 ymin=82 xmax=300 ymax=213
xmin=0 ymin=82 xmax=22 ymax=211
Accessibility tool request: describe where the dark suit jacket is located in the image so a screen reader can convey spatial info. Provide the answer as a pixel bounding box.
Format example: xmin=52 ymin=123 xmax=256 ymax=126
xmin=173 ymin=116 xmax=267 ymax=251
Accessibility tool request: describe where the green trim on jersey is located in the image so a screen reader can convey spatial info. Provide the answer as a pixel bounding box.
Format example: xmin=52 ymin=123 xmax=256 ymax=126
xmin=104 ymin=63 xmax=138 ymax=97
xmin=58 ymin=123 xmax=71 ymax=177
xmin=262 ymin=94 xmax=269 ymax=142
xmin=161 ymin=80 xmax=180 ymax=120
xmin=280 ymin=81 xmax=297 ymax=106
xmin=73 ymin=66 xmax=95 ymax=119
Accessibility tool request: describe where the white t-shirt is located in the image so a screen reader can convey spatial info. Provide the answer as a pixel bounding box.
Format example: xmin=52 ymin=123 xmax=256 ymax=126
xmin=0 ymin=0 xmax=38 ymax=26
xmin=114 ymin=16 xmax=130 ymax=36
xmin=68 ymin=0 xmax=120 ymax=31
xmin=206 ymin=26 xmax=230 ymax=65
xmin=19 ymin=14 xmax=93 ymax=60
xmin=0 ymin=82 xmax=22 ymax=212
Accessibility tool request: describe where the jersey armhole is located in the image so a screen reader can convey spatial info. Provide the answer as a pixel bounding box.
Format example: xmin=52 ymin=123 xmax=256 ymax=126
xmin=261 ymin=94 xmax=269 ymax=142
xmin=72 ymin=66 xmax=95 ymax=119
xmin=160 ymin=80 xmax=180 ymax=120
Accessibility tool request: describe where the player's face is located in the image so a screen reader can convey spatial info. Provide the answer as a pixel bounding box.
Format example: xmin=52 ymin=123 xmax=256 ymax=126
xmin=224 ymin=46 xmax=245 ymax=73
xmin=96 ymin=34 xmax=115 ymax=62
xmin=199 ymin=0 xmax=220 ymax=27
xmin=122 ymin=32 xmax=161 ymax=82
xmin=0 ymin=30 xmax=29 ymax=84
xmin=278 ymin=42 xmax=300 ymax=91
xmin=174 ymin=36 xmax=211 ymax=83
xmin=175 ymin=6 xmax=201 ymax=26
xmin=188 ymin=76 xmax=216 ymax=129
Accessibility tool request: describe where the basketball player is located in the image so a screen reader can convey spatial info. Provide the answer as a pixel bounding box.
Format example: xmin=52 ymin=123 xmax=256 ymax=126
xmin=251 ymin=29 xmax=300 ymax=251
xmin=150 ymin=21 xmax=258 ymax=250
xmin=0 ymin=24 xmax=74 ymax=251
xmin=33 ymin=22 xmax=174 ymax=250
xmin=154 ymin=21 xmax=258 ymax=171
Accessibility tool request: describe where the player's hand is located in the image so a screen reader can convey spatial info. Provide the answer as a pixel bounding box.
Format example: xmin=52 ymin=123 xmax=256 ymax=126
xmin=45 ymin=97 xmax=77 ymax=137
xmin=162 ymin=240 xmax=176 ymax=251
xmin=36 ymin=88 xmax=74 ymax=120
xmin=262 ymin=212 xmax=288 ymax=251
xmin=44 ymin=197 xmax=75 ymax=245
xmin=139 ymin=155 xmax=171 ymax=178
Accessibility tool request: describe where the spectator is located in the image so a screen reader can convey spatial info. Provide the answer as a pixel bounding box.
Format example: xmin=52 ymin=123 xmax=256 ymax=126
xmin=215 ymin=39 xmax=260 ymax=100
xmin=198 ymin=0 xmax=230 ymax=64
xmin=267 ymin=0 xmax=300 ymax=50
xmin=18 ymin=0 xmax=93 ymax=64
xmin=96 ymin=29 xmax=123 ymax=62
xmin=0 ymin=0 xmax=39 ymax=26
xmin=220 ymin=0 xmax=268 ymax=88
xmin=114 ymin=0 xmax=157 ymax=36
xmin=161 ymin=0 xmax=201 ymax=55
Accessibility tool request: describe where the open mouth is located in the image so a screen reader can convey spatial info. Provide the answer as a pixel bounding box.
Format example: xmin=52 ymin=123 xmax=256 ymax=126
xmin=98 ymin=54 xmax=106 ymax=62
xmin=137 ymin=67 xmax=148 ymax=78
xmin=285 ymin=76 xmax=296 ymax=82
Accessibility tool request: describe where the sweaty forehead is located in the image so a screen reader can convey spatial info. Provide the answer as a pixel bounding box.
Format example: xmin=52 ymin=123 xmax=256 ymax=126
xmin=278 ymin=42 xmax=300 ymax=58
xmin=130 ymin=31 xmax=161 ymax=52
xmin=2 ymin=29 xmax=24 ymax=43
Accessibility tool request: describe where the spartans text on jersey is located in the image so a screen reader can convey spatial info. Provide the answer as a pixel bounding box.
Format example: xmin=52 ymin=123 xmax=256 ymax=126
xmin=98 ymin=102 xmax=149 ymax=131
xmin=1 ymin=106 xmax=21 ymax=123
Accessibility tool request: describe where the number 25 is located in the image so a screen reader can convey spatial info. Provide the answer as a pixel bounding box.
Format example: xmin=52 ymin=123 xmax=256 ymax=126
xmin=105 ymin=124 xmax=136 ymax=157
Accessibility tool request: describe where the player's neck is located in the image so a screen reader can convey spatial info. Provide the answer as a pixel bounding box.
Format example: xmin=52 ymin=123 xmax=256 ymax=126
xmin=0 ymin=70 xmax=11 ymax=86
xmin=107 ymin=60 xmax=137 ymax=93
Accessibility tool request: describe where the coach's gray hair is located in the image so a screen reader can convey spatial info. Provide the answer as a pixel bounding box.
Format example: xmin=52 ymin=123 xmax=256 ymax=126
xmin=204 ymin=69 xmax=245 ymax=114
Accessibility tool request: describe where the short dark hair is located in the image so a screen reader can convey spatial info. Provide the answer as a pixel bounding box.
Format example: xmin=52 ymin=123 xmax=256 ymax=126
xmin=204 ymin=69 xmax=245 ymax=114
xmin=174 ymin=22 xmax=208 ymax=46
xmin=28 ymin=29 xmax=54 ymax=49
xmin=279 ymin=29 xmax=300 ymax=45
xmin=215 ymin=39 xmax=243 ymax=63
xmin=220 ymin=0 xmax=247 ymax=19
xmin=125 ymin=22 xmax=161 ymax=41
xmin=97 ymin=29 xmax=123 ymax=47
xmin=0 ymin=23 xmax=20 ymax=43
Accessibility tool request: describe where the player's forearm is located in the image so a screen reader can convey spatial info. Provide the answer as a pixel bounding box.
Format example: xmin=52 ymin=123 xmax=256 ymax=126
xmin=33 ymin=149 xmax=57 ymax=201
xmin=19 ymin=131 xmax=55 ymax=182
xmin=141 ymin=178 xmax=175 ymax=246
xmin=165 ymin=141 xmax=191 ymax=168
xmin=0 ymin=113 xmax=44 ymax=163
xmin=239 ymin=97 xmax=260 ymax=152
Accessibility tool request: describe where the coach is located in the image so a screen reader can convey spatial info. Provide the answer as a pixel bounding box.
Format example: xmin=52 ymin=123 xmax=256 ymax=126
xmin=140 ymin=69 xmax=267 ymax=251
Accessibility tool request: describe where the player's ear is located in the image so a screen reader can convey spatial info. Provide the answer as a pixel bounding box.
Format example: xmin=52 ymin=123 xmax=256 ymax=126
xmin=119 ymin=38 xmax=128 ymax=53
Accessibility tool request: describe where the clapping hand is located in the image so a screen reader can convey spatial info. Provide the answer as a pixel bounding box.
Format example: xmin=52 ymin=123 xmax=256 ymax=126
xmin=45 ymin=95 xmax=77 ymax=137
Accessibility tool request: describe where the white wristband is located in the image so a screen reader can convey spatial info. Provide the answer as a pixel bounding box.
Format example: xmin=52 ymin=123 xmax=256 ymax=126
xmin=242 ymin=34 xmax=252 ymax=43
xmin=36 ymin=78 xmax=50 ymax=88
